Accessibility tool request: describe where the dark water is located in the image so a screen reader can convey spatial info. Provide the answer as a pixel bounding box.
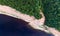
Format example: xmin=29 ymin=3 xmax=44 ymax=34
xmin=0 ymin=14 xmax=54 ymax=36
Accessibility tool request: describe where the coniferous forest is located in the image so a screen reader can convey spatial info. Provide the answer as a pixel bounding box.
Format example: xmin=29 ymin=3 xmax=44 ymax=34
xmin=0 ymin=0 xmax=60 ymax=31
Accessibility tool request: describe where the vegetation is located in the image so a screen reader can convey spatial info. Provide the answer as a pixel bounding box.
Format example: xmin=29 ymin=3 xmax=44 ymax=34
xmin=41 ymin=0 xmax=60 ymax=31
xmin=0 ymin=0 xmax=42 ymax=19
xmin=0 ymin=0 xmax=60 ymax=31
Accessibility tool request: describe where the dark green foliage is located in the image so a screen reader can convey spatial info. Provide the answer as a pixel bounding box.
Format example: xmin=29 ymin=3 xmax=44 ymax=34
xmin=0 ymin=0 xmax=42 ymax=19
xmin=41 ymin=0 xmax=60 ymax=31
xmin=0 ymin=0 xmax=60 ymax=31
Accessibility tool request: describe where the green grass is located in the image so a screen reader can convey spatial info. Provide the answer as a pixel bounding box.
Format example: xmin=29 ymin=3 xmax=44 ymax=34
xmin=0 ymin=0 xmax=42 ymax=19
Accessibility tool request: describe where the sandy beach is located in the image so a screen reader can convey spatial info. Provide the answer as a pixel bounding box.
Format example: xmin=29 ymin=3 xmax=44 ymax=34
xmin=0 ymin=5 xmax=60 ymax=36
